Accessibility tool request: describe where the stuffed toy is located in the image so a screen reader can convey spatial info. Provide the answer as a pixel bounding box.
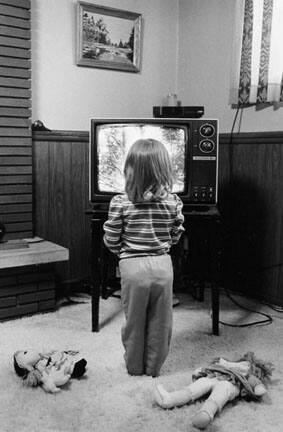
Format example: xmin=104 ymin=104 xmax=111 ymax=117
xmin=13 ymin=350 xmax=87 ymax=393
xmin=153 ymin=352 xmax=273 ymax=429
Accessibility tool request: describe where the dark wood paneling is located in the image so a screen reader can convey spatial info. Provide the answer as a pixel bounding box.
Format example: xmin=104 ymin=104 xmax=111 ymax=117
xmin=1 ymin=212 xmax=32 ymax=222
xmin=0 ymin=0 xmax=32 ymax=240
xmin=0 ymin=147 xmax=31 ymax=159
xmin=33 ymin=132 xmax=90 ymax=283
xmin=0 ymin=174 xmax=32 ymax=183
xmin=0 ymin=203 xmax=32 ymax=213
xmin=218 ymin=132 xmax=283 ymax=306
xmin=0 ymin=194 xmax=32 ymax=203
xmin=1 ymin=165 xmax=32 ymax=174
xmin=33 ymin=130 xmax=283 ymax=306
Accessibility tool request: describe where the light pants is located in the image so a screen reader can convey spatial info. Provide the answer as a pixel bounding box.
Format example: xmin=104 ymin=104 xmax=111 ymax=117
xmin=119 ymin=254 xmax=173 ymax=376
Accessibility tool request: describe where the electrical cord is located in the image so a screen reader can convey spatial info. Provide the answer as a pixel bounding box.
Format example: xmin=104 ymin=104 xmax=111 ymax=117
xmin=260 ymin=300 xmax=283 ymax=313
xmin=219 ymin=287 xmax=273 ymax=328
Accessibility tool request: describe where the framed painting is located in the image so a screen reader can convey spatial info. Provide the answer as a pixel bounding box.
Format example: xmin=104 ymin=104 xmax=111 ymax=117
xmin=76 ymin=1 xmax=142 ymax=72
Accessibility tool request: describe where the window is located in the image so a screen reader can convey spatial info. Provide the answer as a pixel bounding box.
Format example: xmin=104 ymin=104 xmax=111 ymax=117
xmin=230 ymin=0 xmax=283 ymax=105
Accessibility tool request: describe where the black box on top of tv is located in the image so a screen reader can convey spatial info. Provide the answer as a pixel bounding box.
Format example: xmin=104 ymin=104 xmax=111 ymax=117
xmin=153 ymin=106 xmax=204 ymax=118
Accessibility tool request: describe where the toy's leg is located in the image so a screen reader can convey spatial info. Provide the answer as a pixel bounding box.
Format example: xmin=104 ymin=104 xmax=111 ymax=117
xmin=192 ymin=380 xmax=240 ymax=429
xmin=153 ymin=377 xmax=215 ymax=409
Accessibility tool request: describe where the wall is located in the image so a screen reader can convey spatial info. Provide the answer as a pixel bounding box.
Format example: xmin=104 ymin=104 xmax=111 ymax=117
xmin=33 ymin=130 xmax=283 ymax=306
xmin=31 ymin=0 xmax=179 ymax=131
xmin=178 ymin=0 xmax=283 ymax=132
xmin=31 ymin=0 xmax=283 ymax=133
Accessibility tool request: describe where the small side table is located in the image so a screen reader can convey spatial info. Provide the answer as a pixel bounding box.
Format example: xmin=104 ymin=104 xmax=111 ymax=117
xmin=87 ymin=205 xmax=222 ymax=335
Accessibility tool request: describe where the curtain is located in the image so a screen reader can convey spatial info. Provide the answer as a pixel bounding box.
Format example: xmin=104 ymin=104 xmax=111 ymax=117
xmin=230 ymin=0 xmax=283 ymax=105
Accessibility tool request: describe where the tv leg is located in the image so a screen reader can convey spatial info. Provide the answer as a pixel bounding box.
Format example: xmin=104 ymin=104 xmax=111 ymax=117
xmin=211 ymin=282 xmax=219 ymax=335
xmin=91 ymin=282 xmax=100 ymax=332
xmin=90 ymin=217 xmax=103 ymax=332
xmin=210 ymin=218 xmax=221 ymax=336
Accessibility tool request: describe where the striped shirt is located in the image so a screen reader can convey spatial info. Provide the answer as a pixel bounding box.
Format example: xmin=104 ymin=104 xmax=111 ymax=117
xmin=103 ymin=193 xmax=185 ymax=259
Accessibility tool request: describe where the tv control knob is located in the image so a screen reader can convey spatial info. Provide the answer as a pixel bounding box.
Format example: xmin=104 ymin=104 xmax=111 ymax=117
xmin=199 ymin=139 xmax=215 ymax=153
xmin=200 ymin=123 xmax=215 ymax=137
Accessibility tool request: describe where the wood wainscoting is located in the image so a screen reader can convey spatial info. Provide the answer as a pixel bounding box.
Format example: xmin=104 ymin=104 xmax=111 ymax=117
xmin=33 ymin=130 xmax=283 ymax=306
xmin=33 ymin=130 xmax=91 ymax=286
xmin=219 ymin=131 xmax=283 ymax=306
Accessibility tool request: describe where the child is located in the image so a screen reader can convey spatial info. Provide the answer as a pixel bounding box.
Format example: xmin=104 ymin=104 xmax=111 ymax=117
xmin=103 ymin=138 xmax=185 ymax=377
xmin=153 ymin=352 xmax=273 ymax=429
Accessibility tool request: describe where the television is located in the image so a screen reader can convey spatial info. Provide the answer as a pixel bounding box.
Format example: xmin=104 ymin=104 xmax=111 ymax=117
xmin=89 ymin=118 xmax=218 ymax=208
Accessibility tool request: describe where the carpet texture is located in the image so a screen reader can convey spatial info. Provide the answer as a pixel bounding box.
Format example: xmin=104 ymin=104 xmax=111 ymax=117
xmin=0 ymin=291 xmax=282 ymax=432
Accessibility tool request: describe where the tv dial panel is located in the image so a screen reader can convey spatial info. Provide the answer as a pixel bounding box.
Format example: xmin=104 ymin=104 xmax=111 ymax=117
xmin=199 ymin=122 xmax=216 ymax=153
xmin=191 ymin=120 xmax=218 ymax=204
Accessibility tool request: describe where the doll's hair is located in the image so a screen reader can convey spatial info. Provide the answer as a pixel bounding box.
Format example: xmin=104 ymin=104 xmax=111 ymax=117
xmin=124 ymin=139 xmax=173 ymax=203
xmin=13 ymin=351 xmax=28 ymax=378
xmin=13 ymin=352 xmax=41 ymax=387
xmin=241 ymin=351 xmax=274 ymax=381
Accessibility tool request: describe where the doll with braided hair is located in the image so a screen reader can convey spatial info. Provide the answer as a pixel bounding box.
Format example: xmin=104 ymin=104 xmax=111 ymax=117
xmin=13 ymin=349 xmax=87 ymax=393
xmin=153 ymin=352 xmax=273 ymax=429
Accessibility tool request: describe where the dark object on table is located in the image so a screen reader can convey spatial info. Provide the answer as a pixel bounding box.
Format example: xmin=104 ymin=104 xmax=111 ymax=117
xmin=31 ymin=120 xmax=51 ymax=131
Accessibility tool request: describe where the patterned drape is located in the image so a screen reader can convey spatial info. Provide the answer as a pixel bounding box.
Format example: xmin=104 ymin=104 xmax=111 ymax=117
xmin=230 ymin=0 xmax=283 ymax=105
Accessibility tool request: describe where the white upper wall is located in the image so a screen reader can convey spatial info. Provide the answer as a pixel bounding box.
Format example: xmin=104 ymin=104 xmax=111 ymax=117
xmin=178 ymin=0 xmax=283 ymax=132
xmin=31 ymin=0 xmax=283 ymax=132
xmin=31 ymin=0 xmax=179 ymax=130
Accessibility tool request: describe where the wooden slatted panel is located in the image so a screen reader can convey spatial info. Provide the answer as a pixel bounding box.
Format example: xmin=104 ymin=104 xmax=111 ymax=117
xmin=33 ymin=132 xmax=90 ymax=284
xmin=0 ymin=0 xmax=32 ymax=240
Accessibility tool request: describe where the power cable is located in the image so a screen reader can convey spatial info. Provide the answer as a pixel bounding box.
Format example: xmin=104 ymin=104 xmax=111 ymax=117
xmin=219 ymin=287 xmax=273 ymax=328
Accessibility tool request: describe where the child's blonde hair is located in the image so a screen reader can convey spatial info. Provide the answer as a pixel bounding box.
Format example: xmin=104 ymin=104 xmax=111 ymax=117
xmin=124 ymin=138 xmax=173 ymax=202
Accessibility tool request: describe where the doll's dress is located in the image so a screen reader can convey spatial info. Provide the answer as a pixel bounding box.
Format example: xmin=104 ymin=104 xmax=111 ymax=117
xmin=192 ymin=358 xmax=260 ymax=400
xmin=36 ymin=350 xmax=81 ymax=378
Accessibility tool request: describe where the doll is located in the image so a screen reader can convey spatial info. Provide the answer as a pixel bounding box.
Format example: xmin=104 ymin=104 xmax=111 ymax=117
xmin=13 ymin=349 xmax=87 ymax=393
xmin=153 ymin=352 xmax=273 ymax=429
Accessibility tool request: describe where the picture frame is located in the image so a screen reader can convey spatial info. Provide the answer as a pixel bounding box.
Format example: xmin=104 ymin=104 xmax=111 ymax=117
xmin=76 ymin=1 xmax=142 ymax=72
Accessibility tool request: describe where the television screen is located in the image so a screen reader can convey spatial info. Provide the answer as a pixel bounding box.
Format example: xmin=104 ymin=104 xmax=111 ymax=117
xmin=96 ymin=123 xmax=187 ymax=194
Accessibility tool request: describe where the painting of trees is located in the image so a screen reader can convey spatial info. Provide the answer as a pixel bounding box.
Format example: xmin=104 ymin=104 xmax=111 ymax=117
xmin=81 ymin=11 xmax=134 ymax=64
xmin=77 ymin=3 xmax=142 ymax=72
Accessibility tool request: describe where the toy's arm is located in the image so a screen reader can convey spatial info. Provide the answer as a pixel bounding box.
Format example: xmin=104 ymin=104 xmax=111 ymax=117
xmin=40 ymin=367 xmax=71 ymax=393
xmin=41 ymin=372 xmax=61 ymax=393
xmin=247 ymin=375 xmax=267 ymax=396
xmin=216 ymin=358 xmax=250 ymax=375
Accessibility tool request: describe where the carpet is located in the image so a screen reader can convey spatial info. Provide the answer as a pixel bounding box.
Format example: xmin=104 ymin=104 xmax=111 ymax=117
xmin=0 ymin=290 xmax=282 ymax=432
